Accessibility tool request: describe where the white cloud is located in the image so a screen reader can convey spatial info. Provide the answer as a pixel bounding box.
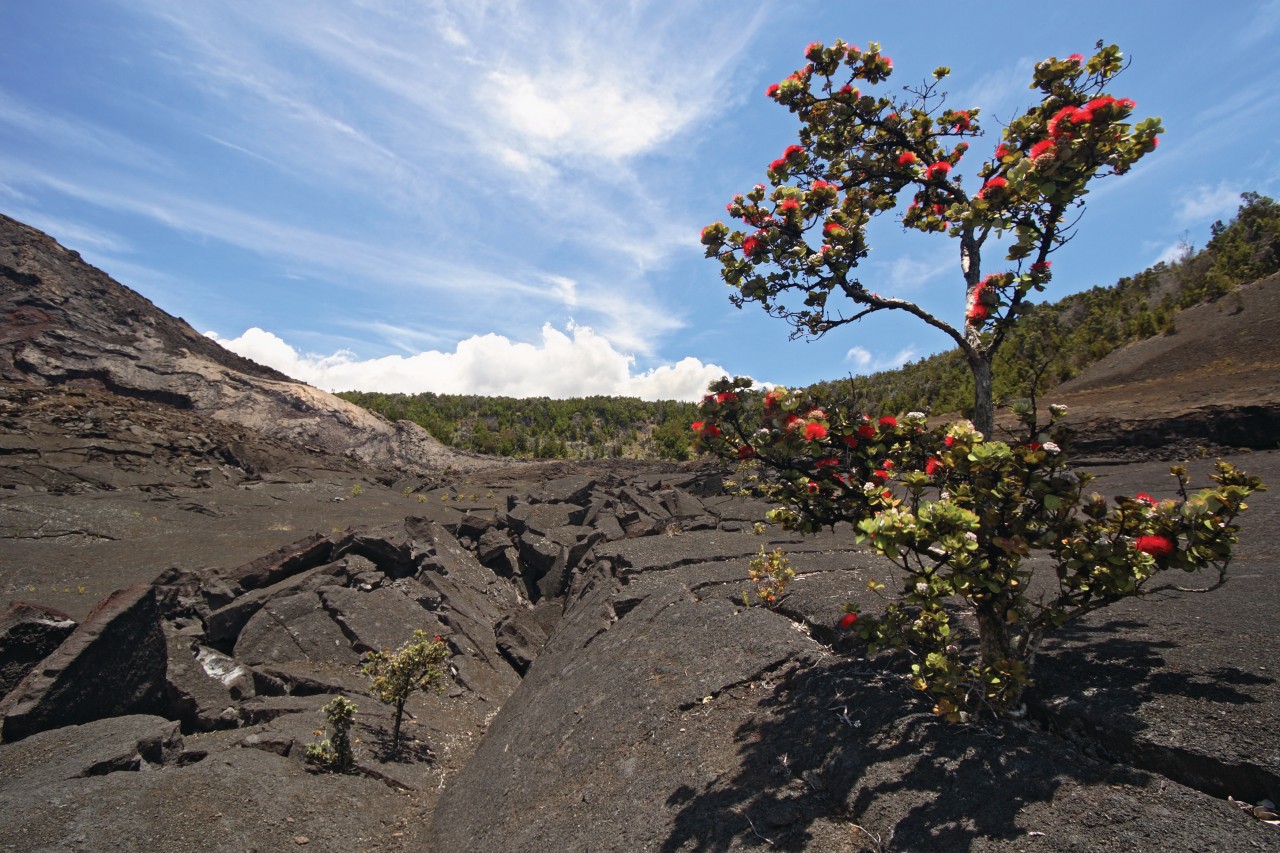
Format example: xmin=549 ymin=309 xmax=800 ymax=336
xmin=1151 ymin=239 xmax=1194 ymax=267
xmin=845 ymin=345 xmax=917 ymax=374
xmin=207 ymin=322 xmax=732 ymax=401
xmin=873 ymin=246 xmax=954 ymax=292
xmin=1175 ymin=183 xmax=1242 ymax=225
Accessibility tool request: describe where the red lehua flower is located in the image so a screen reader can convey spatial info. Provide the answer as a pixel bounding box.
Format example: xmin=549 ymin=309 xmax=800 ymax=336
xmin=769 ymin=157 xmax=786 ymax=172
xmin=764 ymin=390 xmax=782 ymax=409
xmin=805 ymin=422 xmax=828 ymax=441
xmin=925 ymin=161 xmax=952 ymax=180
xmin=815 ymin=456 xmax=840 ymax=469
xmin=742 ymin=236 xmax=762 ymax=258
xmin=872 ymin=469 xmax=890 ymax=483
xmin=995 ymin=143 xmax=1011 ymax=159
xmin=738 ymin=444 xmax=756 ymax=459
xmin=897 ymin=151 xmax=919 ymax=166
xmin=843 ymin=434 xmax=860 ymax=448
xmin=952 ymin=111 xmax=972 ymax=132
xmin=858 ymin=424 xmax=876 ymax=439
xmin=1031 ymin=260 xmax=1052 ymax=273
xmin=882 ymin=489 xmax=893 ymax=500
xmin=717 ymin=391 xmax=738 ymax=404
xmin=806 ymin=480 xmax=819 ymax=494
xmin=967 ymin=302 xmax=990 ymax=322
xmin=1068 ymin=53 xmax=1084 ymax=64
xmin=925 ymin=458 xmax=944 ymax=476
xmin=983 ymin=176 xmax=1008 ymax=192
xmin=1084 ymin=95 xmax=1116 ymax=113
xmin=779 ymin=198 xmax=800 ymax=214
xmin=878 ymin=415 xmax=898 ymax=428
xmin=705 ymin=425 xmax=722 ymax=437
xmin=881 ymin=459 xmax=895 ymax=470
xmin=1135 ymin=534 xmax=1176 ymax=557
xmin=944 ymin=435 xmax=956 ymax=448
xmin=1135 ymin=493 xmax=1157 ymax=506
xmin=1118 ymin=98 xmax=1135 ymax=110
xmin=838 ymin=84 xmax=857 ymax=98
xmin=784 ymin=413 xmax=801 ymax=429
xmin=1151 ymin=137 xmax=1160 ymax=148
xmin=1025 ymin=441 xmax=1043 ymax=451
xmin=812 ymin=179 xmax=835 ymax=191
xmin=838 ymin=612 xmax=858 ymax=631
xmin=805 ymin=41 xmax=823 ymax=57
xmin=881 ymin=56 xmax=892 ymax=69
xmin=690 ymin=421 xmax=704 ymax=432
xmin=783 ymin=144 xmax=804 ymax=161
xmin=766 ymin=83 xmax=780 ymax=98
xmin=823 ymin=222 xmax=848 ymax=238
xmin=1029 ymin=138 xmax=1056 ymax=159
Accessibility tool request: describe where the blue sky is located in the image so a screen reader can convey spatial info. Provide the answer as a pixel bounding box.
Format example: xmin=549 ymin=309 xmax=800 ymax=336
xmin=3 ymin=1 xmax=1279 ymax=400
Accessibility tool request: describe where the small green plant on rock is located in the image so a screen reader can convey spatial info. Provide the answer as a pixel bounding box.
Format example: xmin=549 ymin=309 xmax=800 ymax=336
xmin=362 ymin=630 xmax=450 ymax=756
xmin=746 ymin=546 xmax=796 ymax=607
xmin=305 ymin=695 xmax=358 ymax=772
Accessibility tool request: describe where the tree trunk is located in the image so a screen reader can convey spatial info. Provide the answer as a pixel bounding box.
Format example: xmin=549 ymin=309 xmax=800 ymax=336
xmin=970 ymin=353 xmax=994 ymax=438
xmin=976 ymin=605 xmax=1026 ymax=712
xmin=391 ymin=699 xmax=405 ymax=755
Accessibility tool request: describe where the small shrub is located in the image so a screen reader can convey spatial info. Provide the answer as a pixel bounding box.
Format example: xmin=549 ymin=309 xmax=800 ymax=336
xmin=362 ymin=630 xmax=450 ymax=755
xmin=305 ymin=695 xmax=358 ymax=772
xmin=697 ymin=380 xmax=1263 ymax=719
xmin=746 ymin=546 xmax=795 ymax=607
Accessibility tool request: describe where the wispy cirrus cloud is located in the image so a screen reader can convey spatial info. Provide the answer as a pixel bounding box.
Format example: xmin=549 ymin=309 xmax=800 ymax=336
xmin=1175 ymin=182 xmax=1243 ymax=225
xmin=53 ymin=0 xmax=766 ymax=361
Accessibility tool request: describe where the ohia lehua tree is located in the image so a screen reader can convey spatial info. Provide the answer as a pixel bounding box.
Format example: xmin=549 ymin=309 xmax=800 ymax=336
xmin=700 ymin=40 xmax=1162 ymax=437
xmin=697 ymin=41 xmax=1262 ymax=719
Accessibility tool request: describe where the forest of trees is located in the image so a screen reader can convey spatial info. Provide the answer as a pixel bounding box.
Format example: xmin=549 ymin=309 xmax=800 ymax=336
xmin=340 ymin=193 xmax=1280 ymax=461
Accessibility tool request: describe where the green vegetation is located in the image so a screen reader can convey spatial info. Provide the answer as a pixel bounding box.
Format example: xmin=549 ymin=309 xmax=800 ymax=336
xmin=697 ymin=384 xmax=1262 ymax=718
xmin=338 ymin=193 xmax=1279 ymax=459
xmin=337 ymin=390 xmax=699 ymax=461
xmin=362 ymin=630 xmax=450 ymax=756
xmin=305 ymin=695 xmax=358 ymax=772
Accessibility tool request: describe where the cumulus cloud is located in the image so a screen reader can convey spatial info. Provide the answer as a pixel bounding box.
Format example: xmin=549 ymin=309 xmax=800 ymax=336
xmin=207 ymin=323 xmax=732 ymax=402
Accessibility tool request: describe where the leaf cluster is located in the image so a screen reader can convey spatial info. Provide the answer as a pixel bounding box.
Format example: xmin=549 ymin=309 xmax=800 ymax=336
xmin=362 ymin=630 xmax=450 ymax=708
xmin=695 ymin=378 xmax=1263 ymax=718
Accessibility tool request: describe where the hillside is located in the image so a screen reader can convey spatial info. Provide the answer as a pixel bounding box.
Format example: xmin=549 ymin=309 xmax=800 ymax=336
xmin=0 ymin=213 xmax=487 ymax=476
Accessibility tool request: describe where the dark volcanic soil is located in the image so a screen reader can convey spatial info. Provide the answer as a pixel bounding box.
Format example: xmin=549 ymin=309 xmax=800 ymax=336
xmin=1 ymin=216 xmax=1278 ymax=851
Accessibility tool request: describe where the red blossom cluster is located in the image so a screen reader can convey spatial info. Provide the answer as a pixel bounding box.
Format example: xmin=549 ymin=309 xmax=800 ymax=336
xmin=924 ymin=161 xmax=952 ymax=180
xmin=769 ymin=144 xmax=806 ymax=172
xmin=690 ymin=421 xmax=721 ymax=438
xmin=1135 ymin=534 xmax=1176 ymax=557
xmin=967 ymin=274 xmax=1002 ymax=323
xmin=975 ymin=175 xmax=1007 ymax=200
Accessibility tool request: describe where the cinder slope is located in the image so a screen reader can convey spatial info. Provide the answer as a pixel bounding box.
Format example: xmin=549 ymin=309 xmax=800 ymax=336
xmin=0 ymin=213 xmax=484 ymax=474
xmin=1046 ymin=274 xmax=1280 ymax=454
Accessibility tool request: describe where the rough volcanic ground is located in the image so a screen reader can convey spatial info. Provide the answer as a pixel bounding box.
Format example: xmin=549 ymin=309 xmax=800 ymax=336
xmin=0 ymin=215 xmax=1277 ymax=851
